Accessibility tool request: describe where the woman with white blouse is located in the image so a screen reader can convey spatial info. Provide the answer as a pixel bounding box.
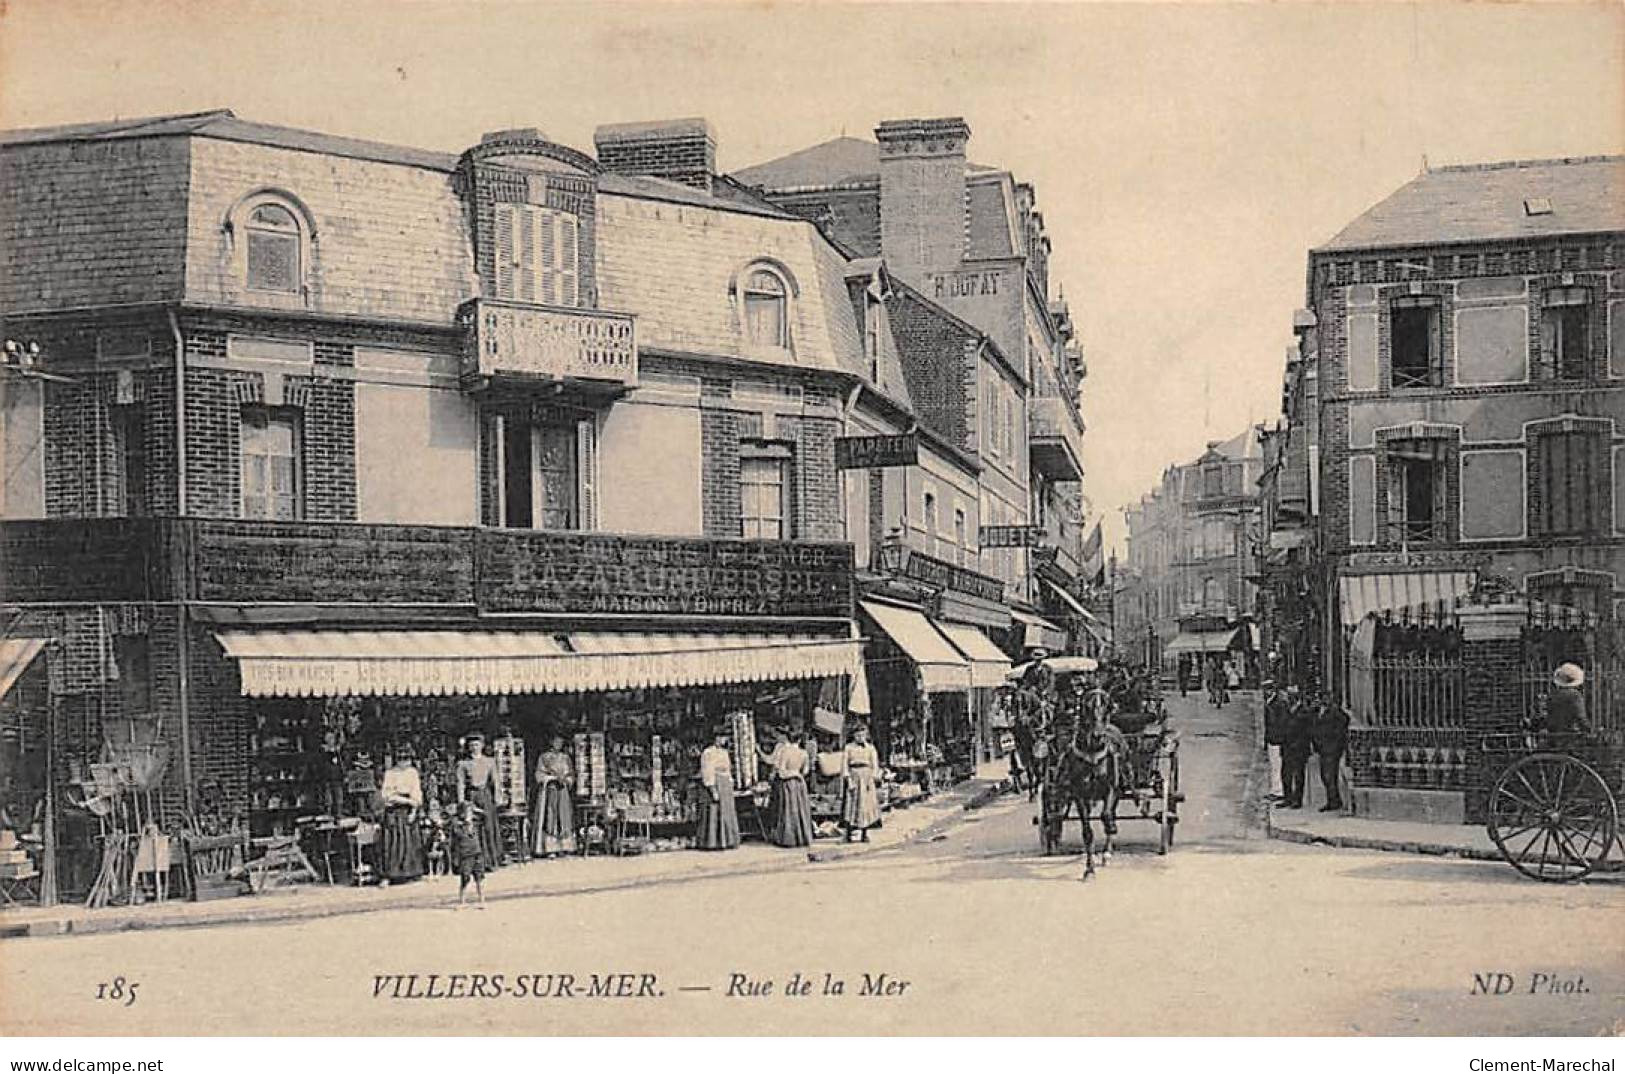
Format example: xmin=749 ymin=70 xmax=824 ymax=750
xmin=379 ymin=744 xmax=424 ymax=884
xmin=695 ymin=730 xmax=741 ymax=851
xmin=841 ymin=724 xmax=883 ymax=842
xmin=759 ymin=730 xmax=814 ymax=848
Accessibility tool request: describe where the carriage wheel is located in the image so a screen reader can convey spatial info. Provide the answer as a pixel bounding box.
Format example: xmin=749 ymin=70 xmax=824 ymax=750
xmin=1158 ymin=755 xmax=1177 ymax=855
xmin=1488 ymin=753 xmax=1617 ymax=883
xmin=1038 ymin=788 xmax=1056 ymax=855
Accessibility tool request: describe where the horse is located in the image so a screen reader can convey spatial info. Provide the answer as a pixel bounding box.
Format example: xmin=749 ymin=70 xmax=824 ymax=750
xmin=1041 ymin=685 xmax=1126 ymax=880
xmin=1010 ymin=684 xmax=1051 ymax=802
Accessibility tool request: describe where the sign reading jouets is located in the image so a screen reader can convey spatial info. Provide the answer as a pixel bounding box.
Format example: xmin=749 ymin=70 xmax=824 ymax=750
xmin=979 ymin=524 xmax=1045 ymax=548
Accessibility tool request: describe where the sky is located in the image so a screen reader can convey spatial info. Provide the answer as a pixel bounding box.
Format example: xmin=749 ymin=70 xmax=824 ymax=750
xmin=2 ymin=1 xmax=1621 ymax=552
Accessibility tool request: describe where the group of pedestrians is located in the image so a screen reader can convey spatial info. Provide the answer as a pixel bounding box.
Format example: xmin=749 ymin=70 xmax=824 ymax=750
xmin=1262 ymin=682 xmax=1348 ymax=812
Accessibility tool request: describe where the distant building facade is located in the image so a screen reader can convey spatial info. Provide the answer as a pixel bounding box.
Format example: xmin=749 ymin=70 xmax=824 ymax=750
xmin=1119 ymin=429 xmax=1263 ymax=679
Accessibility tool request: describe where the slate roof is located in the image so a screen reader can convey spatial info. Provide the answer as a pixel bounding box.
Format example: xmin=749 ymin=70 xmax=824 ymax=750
xmin=734 ymin=135 xmax=997 ymax=191
xmin=1318 ymin=155 xmax=1625 ymax=252
xmin=2 ymin=110 xmax=813 ymax=224
xmin=734 ymin=137 xmax=882 ymax=190
xmin=0 ymin=109 xmax=464 ymax=172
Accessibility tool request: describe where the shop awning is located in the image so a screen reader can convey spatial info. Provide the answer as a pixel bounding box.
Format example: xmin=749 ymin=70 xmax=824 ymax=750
xmin=1163 ymin=630 xmax=1232 ymax=656
xmin=1338 ymin=571 xmax=1476 ymax=627
xmin=215 ymin=629 xmax=862 ymax=698
xmin=0 ymin=638 xmax=48 ymax=701
xmin=936 ymin=622 xmax=1013 ymax=689
xmin=1044 ymin=580 xmax=1090 ymax=619
xmin=858 ymin=601 xmax=971 ymax=693
xmin=1010 ymin=609 xmax=1068 ymax=652
xmin=1229 ymin=622 xmax=1261 ymax=651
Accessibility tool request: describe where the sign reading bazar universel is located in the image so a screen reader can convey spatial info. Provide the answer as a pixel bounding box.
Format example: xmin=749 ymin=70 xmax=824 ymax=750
xmin=480 ymin=532 xmax=853 ymax=618
xmin=184 ymin=523 xmax=853 ymax=619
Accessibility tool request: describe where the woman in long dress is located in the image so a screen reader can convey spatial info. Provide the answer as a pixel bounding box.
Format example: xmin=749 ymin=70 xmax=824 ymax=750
xmin=379 ymin=745 xmax=424 ymax=884
xmin=529 ymin=736 xmax=577 ymax=858
xmin=456 ymin=732 xmax=503 ymax=871
xmin=842 ymin=723 xmax=883 ymax=842
xmin=759 ymin=731 xmax=814 ymax=848
xmin=694 ymin=731 xmax=741 ymax=851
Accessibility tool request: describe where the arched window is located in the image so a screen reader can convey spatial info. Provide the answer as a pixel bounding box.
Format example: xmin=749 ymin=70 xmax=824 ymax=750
xmin=245 ymin=203 xmax=302 ymax=293
xmin=742 ymin=268 xmax=789 ymax=348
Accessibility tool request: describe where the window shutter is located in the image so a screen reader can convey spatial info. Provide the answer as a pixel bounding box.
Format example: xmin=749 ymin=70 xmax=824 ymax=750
xmin=480 ymin=414 xmax=504 ymax=527
xmin=1428 ymin=308 xmax=1443 ymax=386
xmin=1431 ymin=454 xmax=1449 ymax=536
xmin=516 ymin=206 xmax=536 ymax=304
xmin=539 ymin=211 xmax=557 ymax=306
xmin=576 ymin=416 xmax=596 ymax=531
xmin=1539 ymin=312 xmax=1557 ymax=381
xmin=559 ymin=215 xmax=579 ymax=306
xmin=494 ymin=205 xmax=517 ymax=300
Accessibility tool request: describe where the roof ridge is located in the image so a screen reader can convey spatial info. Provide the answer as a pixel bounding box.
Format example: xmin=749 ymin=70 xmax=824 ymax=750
xmin=1430 ymin=153 xmax=1625 ymax=174
xmin=1 ymin=107 xmax=236 ymax=142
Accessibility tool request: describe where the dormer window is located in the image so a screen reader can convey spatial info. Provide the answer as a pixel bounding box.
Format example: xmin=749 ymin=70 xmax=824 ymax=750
xmin=743 ymin=268 xmax=789 ymax=348
xmin=245 ymin=204 xmax=302 ymax=293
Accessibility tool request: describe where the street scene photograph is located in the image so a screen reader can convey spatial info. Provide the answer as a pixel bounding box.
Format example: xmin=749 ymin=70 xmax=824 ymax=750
xmin=0 ymin=0 xmax=1621 ymax=1060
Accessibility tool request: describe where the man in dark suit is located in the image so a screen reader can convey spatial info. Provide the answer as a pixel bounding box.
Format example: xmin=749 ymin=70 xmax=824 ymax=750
xmin=1279 ymin=687 xmax=1311 ymax=809
xmin=1309 ymin=692 xmax=1350 ymax=813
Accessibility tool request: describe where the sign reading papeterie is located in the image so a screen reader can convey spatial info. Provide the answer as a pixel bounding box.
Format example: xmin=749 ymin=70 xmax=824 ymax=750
xmin=835 ymin=433 xmax=918 ymax=470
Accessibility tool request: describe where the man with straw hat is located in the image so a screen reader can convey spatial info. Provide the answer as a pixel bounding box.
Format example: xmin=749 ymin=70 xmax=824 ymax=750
xmin=1543 ymin=663 xmax=1590 ymax=737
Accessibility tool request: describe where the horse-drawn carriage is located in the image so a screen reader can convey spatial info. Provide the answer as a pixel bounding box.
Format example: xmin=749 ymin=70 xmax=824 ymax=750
xmin=1005 ymin=657 xmax=1181 ymax=877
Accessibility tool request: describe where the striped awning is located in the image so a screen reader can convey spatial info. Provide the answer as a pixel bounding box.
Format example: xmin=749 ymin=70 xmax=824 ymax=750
xmin=859 ymin=601 xmax=971 ymax=693
xmin=0 ymin=638 xmax=48 ymax=701
xmin=1338 ymin=571 xmax=1476 ymax=627
xmin=215 ymin=629 xmax=862 ymax=698
xmin=936 ymin=621 xmax=1013 ymax=689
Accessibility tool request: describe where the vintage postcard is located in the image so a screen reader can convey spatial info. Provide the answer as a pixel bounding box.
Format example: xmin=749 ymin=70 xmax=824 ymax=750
xmin=0 ymin=0 xmax=1621 ymax=1052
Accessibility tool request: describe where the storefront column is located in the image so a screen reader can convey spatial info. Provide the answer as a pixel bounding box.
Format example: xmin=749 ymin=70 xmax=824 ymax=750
xmin=1459 ymin=603 xmax=1527 ymax=824
xmin=41 ymin=681 xmax=58 ymax=907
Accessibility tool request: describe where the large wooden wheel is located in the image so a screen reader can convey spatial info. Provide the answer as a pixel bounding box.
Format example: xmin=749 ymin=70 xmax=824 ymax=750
xmin=1157 ymin=751 xmax=1179 ymax=855
xmin=1488 ymin=752 xmax=1618 ymax=883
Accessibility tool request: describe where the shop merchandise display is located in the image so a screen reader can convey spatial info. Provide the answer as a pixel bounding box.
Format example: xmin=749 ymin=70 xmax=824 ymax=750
xmin=492 ymin=734 xmax=526 ymax=810
xmin=727 ymin=710 xmax=761 ymax=793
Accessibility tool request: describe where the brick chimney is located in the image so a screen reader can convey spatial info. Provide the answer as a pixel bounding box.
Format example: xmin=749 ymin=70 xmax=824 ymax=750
xmin=875 ymin=117 xmax=970 ymax=284
xmin=594 ymin=118 xmax=716 ymax=191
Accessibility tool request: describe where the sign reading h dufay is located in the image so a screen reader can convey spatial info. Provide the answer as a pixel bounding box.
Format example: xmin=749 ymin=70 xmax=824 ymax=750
xmin=835 ymin=433 xmax=918 ymax=470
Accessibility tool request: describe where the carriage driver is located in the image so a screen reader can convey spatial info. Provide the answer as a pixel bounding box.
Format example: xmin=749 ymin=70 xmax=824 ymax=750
xmin=1021 ymin=647 xmax=1056 ymax=699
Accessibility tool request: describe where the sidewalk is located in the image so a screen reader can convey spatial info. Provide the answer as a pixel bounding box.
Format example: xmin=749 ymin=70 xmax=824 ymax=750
xmin=1266 ymin=805 xmax=1503 ymax=861
xmin=1253 ymin=705 xmax=1617 ymax=868
xmin=0 ymin=770 xmax=1004 ymax=941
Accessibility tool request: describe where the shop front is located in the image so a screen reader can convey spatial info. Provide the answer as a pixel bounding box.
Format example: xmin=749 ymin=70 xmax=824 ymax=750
xmin=214 ymin=626 xmax=863 ymax=871
xmin=857 ymin=598 xmax=976 ymax=799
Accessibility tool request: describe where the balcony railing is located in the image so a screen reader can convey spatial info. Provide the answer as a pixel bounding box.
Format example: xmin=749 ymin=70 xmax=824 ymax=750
xmin=1028 ymin=395 xmax=1084 ymax=482
xmin=460 ymin=298 xmax=637 ymax=392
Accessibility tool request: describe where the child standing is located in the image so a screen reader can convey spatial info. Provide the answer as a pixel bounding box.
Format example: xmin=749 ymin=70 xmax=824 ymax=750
xmin=451 ymin=800 xmax=487 ymax=909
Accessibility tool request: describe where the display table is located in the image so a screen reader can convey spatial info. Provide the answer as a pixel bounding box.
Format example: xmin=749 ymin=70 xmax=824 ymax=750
xmin=613 ymin=805 xmax=693 ymax=855
xmin=499 ymin=811 xmax=529 ymax=865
